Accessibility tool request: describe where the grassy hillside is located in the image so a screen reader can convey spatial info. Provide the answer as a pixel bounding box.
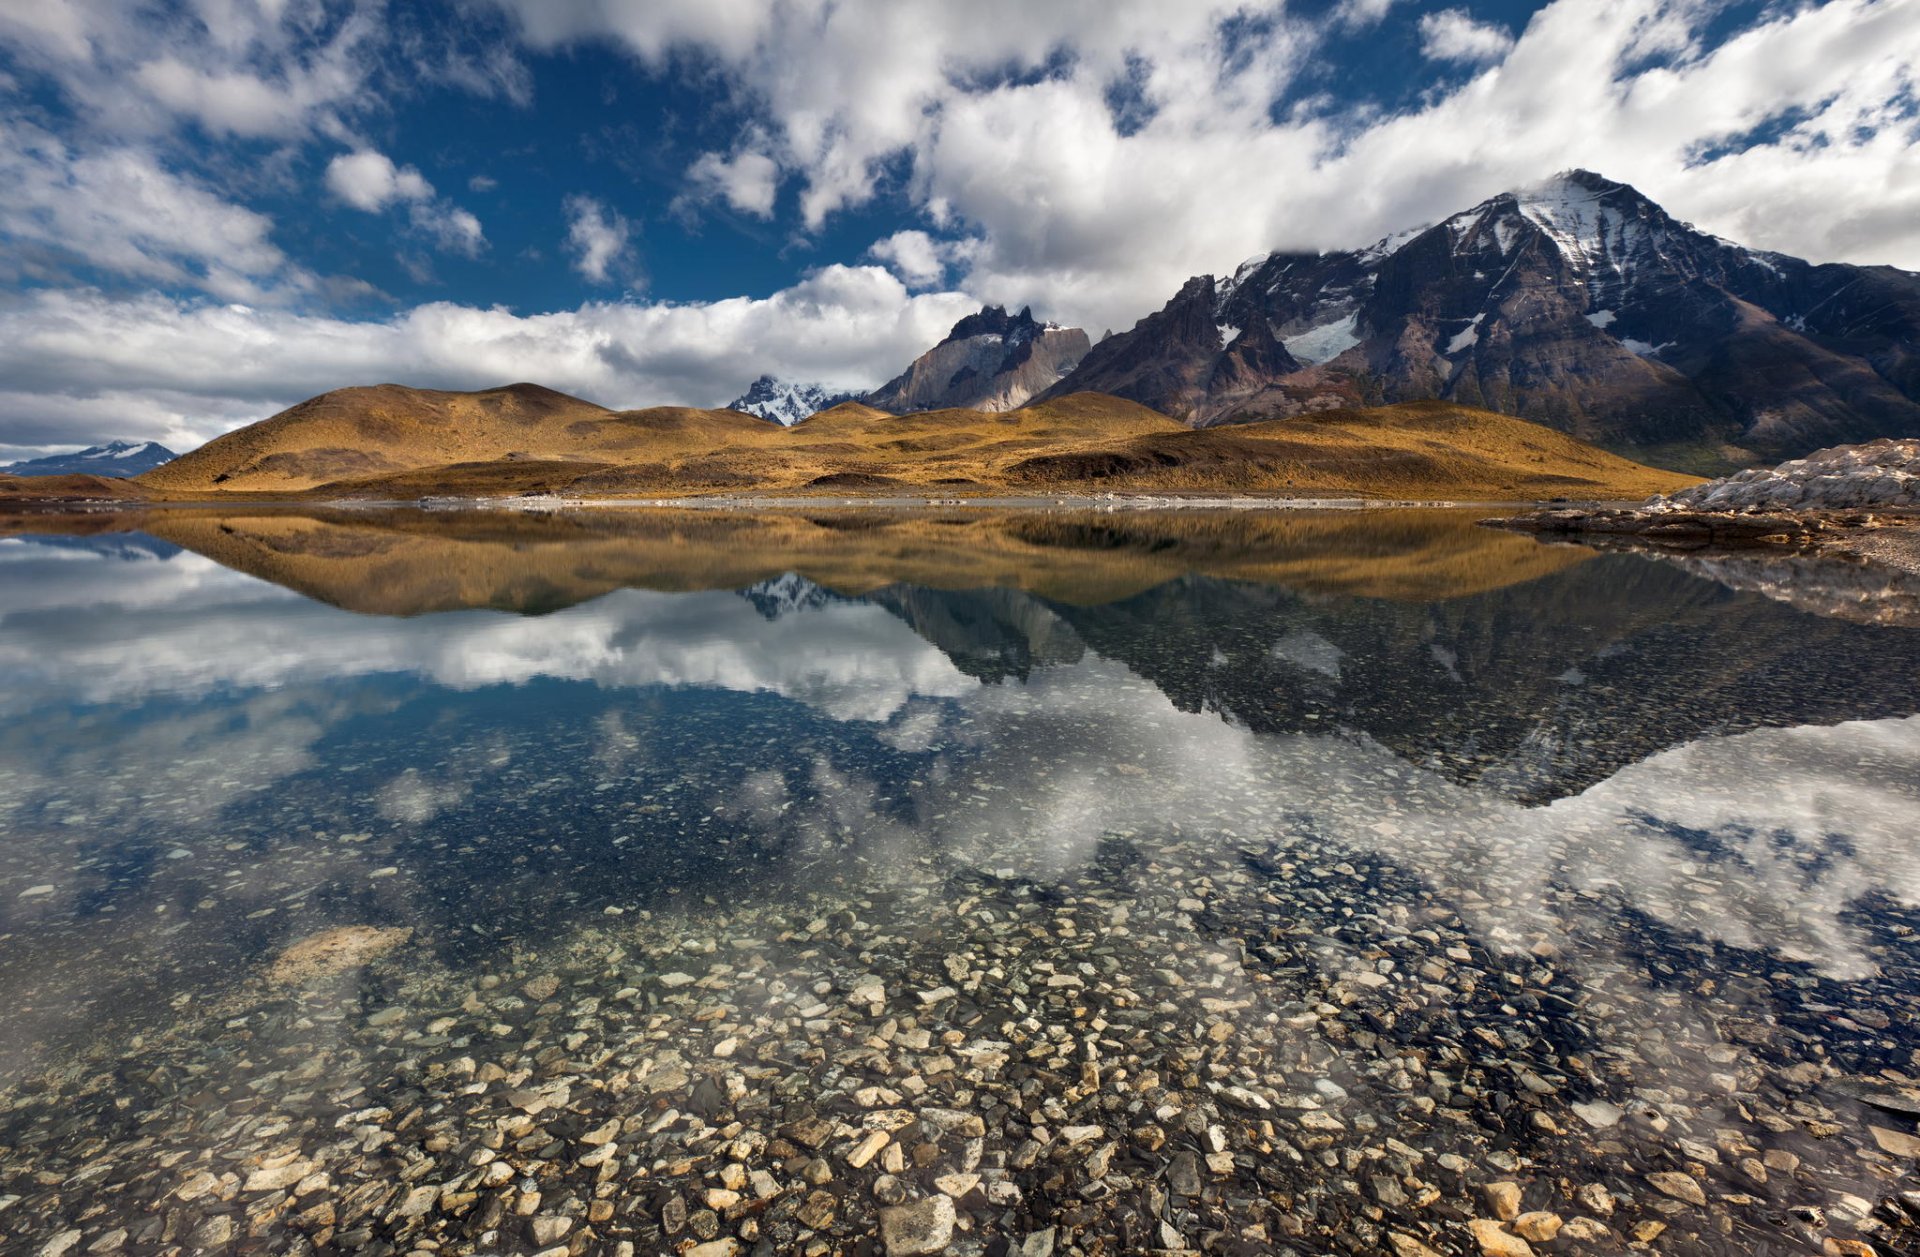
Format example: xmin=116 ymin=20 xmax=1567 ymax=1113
xmin=115 ymin=385 xmax=1695 ymax=501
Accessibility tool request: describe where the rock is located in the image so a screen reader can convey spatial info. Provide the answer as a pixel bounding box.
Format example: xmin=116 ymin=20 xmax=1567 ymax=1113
xmin=1560 ymin=1218 xmax=1610 ymax=1241
xmin=684 ymin=1242 xmax=741 ymax=1257
xmin=1870 ymin=1124 xmax=1920 ymax=1157
xmin=1571 ymin=1099 xmax=1621 ymax=1129
xmin=1645 ymin=1171 xmax=1706 ymax=1206
xmin=1467 ymin=1219 xmax=1535 ymax=1257
xmin=796 ymin=1190 xmax=836 ymax=1229
xmin=529 ymin=1216 xmax=571 ymax=1245
xmin=933 ymin=1172 xmax=980 ymax=1198
xmin=1511 ymin=1212 xmax=1562 ymax=1242
xmin=1387 ymin=1233 xmax=1444 ymax=1257
xmin=1484 ymin=1181 xmax=1523 ymax=1221
xmin=267 ymin=925 xmax=412 ymax=983
xmin=849 ymin=975 xmax=886 ymax=1005
xmin=36 ymin=1231 xmax=81 ymax=1257
xmin=847 ymin=1129 xmax=889 ymax=1168
xmin=880 ymin=1196 xmax=956 ymax=1255
xmin=1013 ymin=1229 xmax=1057 ymax=1257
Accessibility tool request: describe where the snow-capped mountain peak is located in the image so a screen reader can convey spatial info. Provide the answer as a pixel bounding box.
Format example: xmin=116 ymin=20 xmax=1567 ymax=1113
xmin=1040 ymin=168 xmax=1920 ymax=458
xmin=0 ymin=440 xmax=178 ymax=478
xmin=726 ymin=374 xmax=857 ymax=426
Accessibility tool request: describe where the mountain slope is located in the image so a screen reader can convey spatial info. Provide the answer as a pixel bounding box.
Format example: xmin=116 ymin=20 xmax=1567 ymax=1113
xmin=727 ymin=375 xmax=858 ymax=426
xmin=865 ymin=305 xmax=1091 ymax=413
xmin=121 ymin=379 xmax=1692 ymax=501
xmin=1043 ymin=170 xmax=1920 ymax=463
xmin=137 ymin=383 xmax=782 ymax=492
xmin=1 ymin=441 xmax=176 ymax=477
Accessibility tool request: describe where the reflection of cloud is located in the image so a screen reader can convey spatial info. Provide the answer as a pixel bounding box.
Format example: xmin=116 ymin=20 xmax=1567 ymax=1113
xmin=0 ymin=556 xmax=977 ymax=722
xmin=375 ymin=769 xmax=469 ymax=824
xmin=761 ymin=649 xmax=1920 ymax=984
xmin=1270 ymin=628 xmax=1344 ymax=679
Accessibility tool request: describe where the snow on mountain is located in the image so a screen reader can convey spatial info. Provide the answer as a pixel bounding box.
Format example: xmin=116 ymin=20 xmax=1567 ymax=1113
xmin=864 ymin=306 xmax=1091 ymax=413
xmin=738 ymin=573 xmax=854 ymax=619
xmin=726 ymin=375 xmax=857 ymax=426
xmin=1042 ymin=169 xmax=1920 ymax=459
xmin=1 ymin=441 xmax=177 ymax=478
xmin=1282 ymin=313 xmax=1362 ymax=365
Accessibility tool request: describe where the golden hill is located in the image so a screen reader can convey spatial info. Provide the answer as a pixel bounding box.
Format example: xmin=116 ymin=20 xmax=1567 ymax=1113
xmin=112 ymin=384 xmax=1695 ymax=501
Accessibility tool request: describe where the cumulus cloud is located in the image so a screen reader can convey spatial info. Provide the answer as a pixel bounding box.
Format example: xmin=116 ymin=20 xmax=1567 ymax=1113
xmin=325 ymin=149 xmax=434 ymax=211
xmin=1332 ymin=0 xmax=1400 ymax=29
xmin=324 ymin=148 xmax=485 ymax=255
xmin=563 ymin=194 xmax=635 ymax=284
xmin=0 ymin=123 xmax=301 ymax=303
xmin=867 ymin=230 xmax=956 ymax=288
xmin=684 ymin=146 xmax=781 ymax=218
xmin=2 ymin=0 xmax=385 ymax=142
xmin=0 ymin=272 xmax=979 ymax=450
xmin=483 ymin=0 xmax=1920 ymax=334
xmin=1418 ymin=9 xmax=1517 ymax=63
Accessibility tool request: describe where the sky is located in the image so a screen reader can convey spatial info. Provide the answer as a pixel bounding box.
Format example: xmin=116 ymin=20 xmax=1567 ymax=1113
xmin=1 ymin=0 xmax=1918 ymax=458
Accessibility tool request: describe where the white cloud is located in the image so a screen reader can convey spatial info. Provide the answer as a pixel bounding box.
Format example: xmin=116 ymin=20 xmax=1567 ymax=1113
xmin=2 ymin=0 xmax=385 ymax=142
xmin=0 ymin=123 xmax=300 ymax=303
xmin=482 ymin=0 xmax=1920 ymax=336
xmin=324 ymin=148 xmax=485 ymax=256
xmin=325 ymin=149 xmax=433 ymax=211
xmin=563 ymin=194 xmax=635 ymax=284
xmin=1332 ymin=0 xmax=1399 ymax=30
xmin=0 ymin=272 xmax=979 ymax=450
xmin=1418 ymin=9 xmax=1517 ymax=63
xmin=684 ymin=146 xmax=781 ymax=218
xmin=867 ymin=230 xmax=954 ymax=288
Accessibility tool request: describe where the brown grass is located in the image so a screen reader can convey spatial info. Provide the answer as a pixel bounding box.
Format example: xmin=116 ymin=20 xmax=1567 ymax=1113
xmin=49 ymin=384 xmax=1705 ymax=502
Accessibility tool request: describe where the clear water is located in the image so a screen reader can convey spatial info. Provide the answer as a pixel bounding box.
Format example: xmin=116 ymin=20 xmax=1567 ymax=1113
xmin=0 ymin=508 xmax=1916 ymax=1256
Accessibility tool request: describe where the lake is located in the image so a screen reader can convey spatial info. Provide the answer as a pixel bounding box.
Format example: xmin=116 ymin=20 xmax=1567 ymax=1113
xmin=1 ymin=506 xmax=1917 ymax=1257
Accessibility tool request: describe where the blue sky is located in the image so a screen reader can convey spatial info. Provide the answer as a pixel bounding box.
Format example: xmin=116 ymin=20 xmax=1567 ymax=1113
xmin=0 ymin=0 xmax=1916 ymax=457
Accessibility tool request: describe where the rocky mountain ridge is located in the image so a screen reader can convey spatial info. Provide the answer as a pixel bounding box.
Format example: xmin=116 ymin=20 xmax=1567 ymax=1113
xmin=865 ymin=305 xmax=1090 ymax=413
xmin=1043 ymin=170 xmax=1920 ymax=463
xmin=726 ymin=375 xmax=858 ymax=427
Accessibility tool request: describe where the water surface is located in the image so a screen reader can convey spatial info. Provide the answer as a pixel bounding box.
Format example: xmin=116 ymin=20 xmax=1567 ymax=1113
xmin=1 ymin=507 xmax=1917 ymax=1257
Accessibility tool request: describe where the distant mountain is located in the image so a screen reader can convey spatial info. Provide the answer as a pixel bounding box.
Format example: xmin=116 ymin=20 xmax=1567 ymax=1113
xmin=1 ymin=441 xmax=176 ymax=478
xmin=738 ymin=572 xmax=858 ymax=619
xmin=1043 ymin=170 xmax=1920 ymax=463
xmin=865 ymin=305 xmax=1091 ymax=413
xmin=727 ymin=375 xmax=859 ymax=426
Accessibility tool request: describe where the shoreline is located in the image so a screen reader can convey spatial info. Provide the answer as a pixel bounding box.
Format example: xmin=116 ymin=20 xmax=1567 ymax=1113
xmin=0 ymin=490 xmax=1597 ymax=518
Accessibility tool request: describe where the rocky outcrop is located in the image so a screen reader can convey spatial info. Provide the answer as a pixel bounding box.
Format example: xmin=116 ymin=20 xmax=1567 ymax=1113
xmin=1658 ymin=438 xmax=1920 ymax=511
xmin=1043 ymin=171 xmax=1920 ymax=460
xmin=865 ymin=306 xmax=1090 ymax=413
xmin=1491 ymin=438 xmax=1920 ymax=554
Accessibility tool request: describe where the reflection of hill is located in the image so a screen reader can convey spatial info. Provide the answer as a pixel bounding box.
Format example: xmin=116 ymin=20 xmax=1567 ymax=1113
xmin=0 ymin=506 xmax=1590 ymax=615
xmin=8 ymin=507 xmax=1915 ymax=805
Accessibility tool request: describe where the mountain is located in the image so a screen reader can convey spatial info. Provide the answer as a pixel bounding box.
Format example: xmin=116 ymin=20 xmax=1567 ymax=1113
xmin=1 ymin=441 xmax=176 ymax=478
xmin=1042 ymin=170 xmax=1920 ymax=465
xmin=726 ymin=375 xmax=858 ymax=426
xmin=864 ymin=305 xmax=1091 ymax=413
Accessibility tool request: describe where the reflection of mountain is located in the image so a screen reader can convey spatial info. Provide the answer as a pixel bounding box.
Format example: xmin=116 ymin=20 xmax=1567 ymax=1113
xmin=1008 ymin=557 xmax=1920 ymax=801
xmin=0 ymin=506 xmax=1589 ymax=614
xmin=0 ymin=533 xmax=181 ymax=561
xmin=6 ymin=508 xmax=1918 ymax=807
